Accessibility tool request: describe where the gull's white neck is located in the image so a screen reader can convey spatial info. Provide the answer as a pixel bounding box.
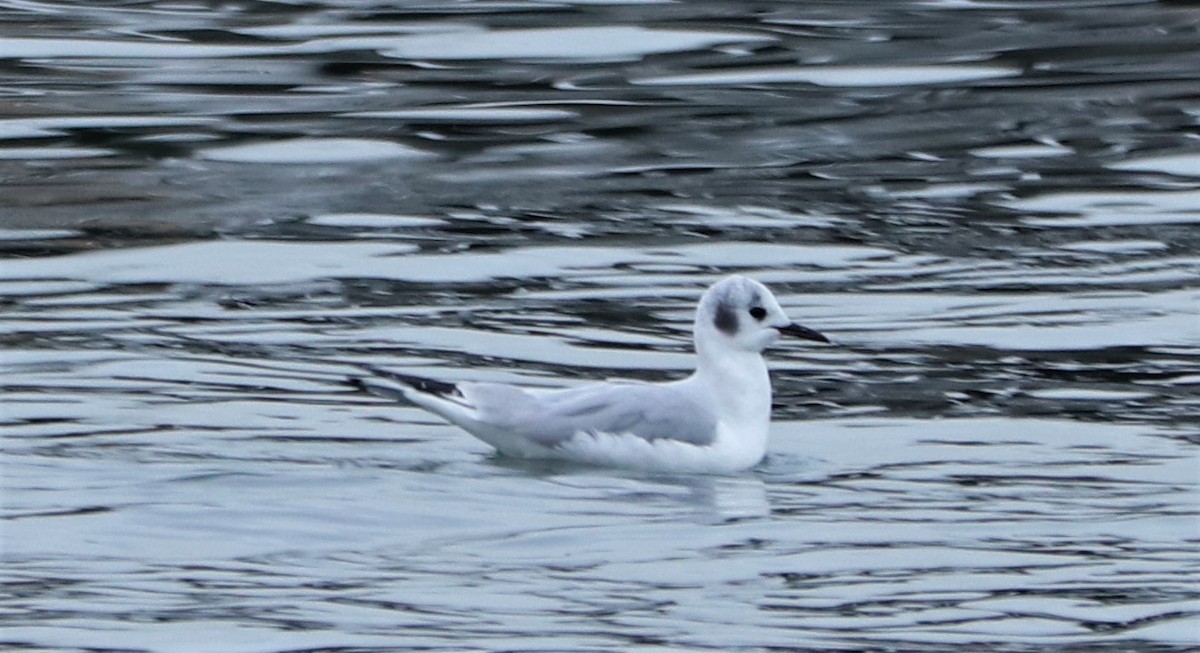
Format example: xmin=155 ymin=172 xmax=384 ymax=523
xmin=691 ymin=345 xmax=773 ymax=427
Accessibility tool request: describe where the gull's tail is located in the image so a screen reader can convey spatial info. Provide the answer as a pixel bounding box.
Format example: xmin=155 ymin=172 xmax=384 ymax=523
xmin=348 ymin=366 xmax=477 ymax=424
xmin=349 ymin=367 xmax=553 ymax=458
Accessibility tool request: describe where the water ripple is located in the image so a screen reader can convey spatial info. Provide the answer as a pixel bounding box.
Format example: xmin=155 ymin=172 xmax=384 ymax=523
xmin=2 ymin=1 xmax=1198 ymax=651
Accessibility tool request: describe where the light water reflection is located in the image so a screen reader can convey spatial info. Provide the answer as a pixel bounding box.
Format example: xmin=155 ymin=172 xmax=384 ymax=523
xmin=2 ymin=0 xmax=1198 ymax=651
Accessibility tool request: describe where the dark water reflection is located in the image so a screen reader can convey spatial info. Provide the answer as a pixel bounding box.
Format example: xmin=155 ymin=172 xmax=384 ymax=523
xmin=2 ymin=1 xmax=1198 ymax=651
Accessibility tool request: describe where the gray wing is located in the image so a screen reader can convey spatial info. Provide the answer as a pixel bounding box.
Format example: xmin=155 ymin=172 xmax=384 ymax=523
xmin=464 ymin=382 xmax=718 ymax=448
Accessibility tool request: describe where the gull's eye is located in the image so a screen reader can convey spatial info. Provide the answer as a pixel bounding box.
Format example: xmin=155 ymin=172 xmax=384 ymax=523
xmin=749 ymin=306 xmax=767 ymax=321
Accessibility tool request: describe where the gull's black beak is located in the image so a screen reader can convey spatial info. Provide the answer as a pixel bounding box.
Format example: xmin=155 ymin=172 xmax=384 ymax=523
xmin=778 ymin=322 xmax=831 ymax=344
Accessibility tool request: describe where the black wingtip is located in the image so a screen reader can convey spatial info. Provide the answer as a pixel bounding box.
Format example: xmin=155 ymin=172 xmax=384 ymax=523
xmin=353 ymin=365 xmax=461 ymax=398
xmin=392 ymin=373 xmax=461 ymax=398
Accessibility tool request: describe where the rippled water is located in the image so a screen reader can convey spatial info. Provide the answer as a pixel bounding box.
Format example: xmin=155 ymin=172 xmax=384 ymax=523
xmin=2 ymin=1 xmax=1198 ymax=651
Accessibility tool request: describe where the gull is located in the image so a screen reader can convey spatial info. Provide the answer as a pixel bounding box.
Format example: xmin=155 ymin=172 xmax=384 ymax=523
xmin=350 ymin=275 xmax=829 ymax=473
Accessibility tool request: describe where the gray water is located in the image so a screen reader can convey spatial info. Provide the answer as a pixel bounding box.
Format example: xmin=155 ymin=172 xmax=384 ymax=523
xmin=2 ymin=1 xmax=1198 ymax=651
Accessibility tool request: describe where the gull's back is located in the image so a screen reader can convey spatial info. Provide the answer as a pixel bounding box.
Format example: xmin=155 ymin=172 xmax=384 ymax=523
xmin=459 ymin=380 xmax=719 ymax=454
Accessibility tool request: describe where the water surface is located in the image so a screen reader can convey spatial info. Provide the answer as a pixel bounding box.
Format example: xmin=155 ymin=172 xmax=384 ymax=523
xmin=2 ymin=1 xmax=1198 ymax=651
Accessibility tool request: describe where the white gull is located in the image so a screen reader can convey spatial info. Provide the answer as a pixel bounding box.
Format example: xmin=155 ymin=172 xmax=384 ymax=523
xmin=351 ymin=275 xmax=829 ymax=473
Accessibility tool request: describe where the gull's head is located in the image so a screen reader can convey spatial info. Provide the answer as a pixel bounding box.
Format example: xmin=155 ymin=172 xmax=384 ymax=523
xmin=695 ymin=275 xmax=829 ymax=355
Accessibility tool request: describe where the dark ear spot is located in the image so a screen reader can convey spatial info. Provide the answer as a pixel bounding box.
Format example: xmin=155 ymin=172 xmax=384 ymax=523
xmin=713 ymin=301 xmax=738 ymax=335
